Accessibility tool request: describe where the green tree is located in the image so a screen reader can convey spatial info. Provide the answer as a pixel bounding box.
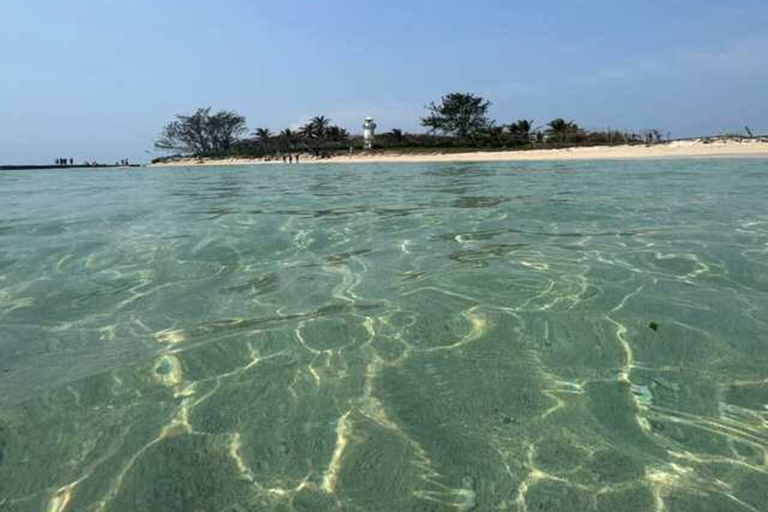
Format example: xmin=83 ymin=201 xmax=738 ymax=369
xmin=325 ymin=125 xmax=350 ymax=142
xmin=508 ymin=119 xmax=534 ymax=135
xmin=421 ymin=92 xmax=492 ymax=139
xmin=278 ymin=128 xmax=298 ymax=151
xmin=254 ymin=128 xmax=272 ymax=153
xmin=301 ymin=116 xmax=332 ymax=140
xmin=507 ymin=119 xmax=535 ymax=144
xmin=546 ymin=118 xmax=581 ymax=143
xmin=155 ymin=107 xmax=247 ymax=156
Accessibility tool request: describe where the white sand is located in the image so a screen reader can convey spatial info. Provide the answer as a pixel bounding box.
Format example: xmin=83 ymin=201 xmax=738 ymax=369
xmin=150 ymin=138 xmax=768 ymax=167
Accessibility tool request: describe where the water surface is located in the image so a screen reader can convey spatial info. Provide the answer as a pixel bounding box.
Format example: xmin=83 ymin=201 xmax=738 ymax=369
xmin=1 ymin=160 xmax=767 ymax=511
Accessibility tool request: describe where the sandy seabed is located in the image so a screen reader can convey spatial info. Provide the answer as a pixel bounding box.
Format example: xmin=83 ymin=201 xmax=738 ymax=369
xmin=150 ymin=138 xmax=768 ymax=167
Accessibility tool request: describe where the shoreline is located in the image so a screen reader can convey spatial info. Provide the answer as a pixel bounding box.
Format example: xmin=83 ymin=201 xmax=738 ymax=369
xmin=149 ymin=139 xmax=768 ymax=167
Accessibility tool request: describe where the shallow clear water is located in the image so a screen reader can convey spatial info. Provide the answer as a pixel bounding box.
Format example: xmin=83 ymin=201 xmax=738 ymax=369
xmin=1 ymin=159 xmax=767 ymax=511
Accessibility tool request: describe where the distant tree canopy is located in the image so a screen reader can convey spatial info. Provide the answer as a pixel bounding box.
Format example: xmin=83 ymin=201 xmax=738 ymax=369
xmin=508 ymin=119 xmax=534 ymax=136
xmin=300 ymin=116 xmax=331 ymax=140
xmin=152 ymin=98 xmax=664 ymax=164
xmin=421 ymin=92 xmax=492 ymax=139
xmin=225 ymin=116 xmax=352 ymax=157
xmin=546 ymin=118 xmax=582 ymax=143
xmin=155 ymin=107 xmax=247 ymax=157
xmin=299 ymin=116 xmax=349 ymax=143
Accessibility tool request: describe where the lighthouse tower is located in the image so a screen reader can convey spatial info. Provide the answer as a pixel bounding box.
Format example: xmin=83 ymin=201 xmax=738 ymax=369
xmin=363 ymin=117 xmax=376 ymax=150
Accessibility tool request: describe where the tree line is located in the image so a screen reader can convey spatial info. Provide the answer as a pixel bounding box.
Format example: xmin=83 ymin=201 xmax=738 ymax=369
xmin=153 ymin=92 xmax=664 ymax=161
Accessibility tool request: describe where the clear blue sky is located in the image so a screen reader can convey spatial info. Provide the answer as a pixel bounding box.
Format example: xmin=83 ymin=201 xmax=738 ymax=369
xmin=2 ymin=0 xmax=767 ymax=164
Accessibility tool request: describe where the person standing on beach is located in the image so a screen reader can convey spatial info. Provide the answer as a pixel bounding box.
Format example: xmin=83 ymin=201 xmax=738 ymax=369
xmin=295 ymin=154 xmax=300 ymax=164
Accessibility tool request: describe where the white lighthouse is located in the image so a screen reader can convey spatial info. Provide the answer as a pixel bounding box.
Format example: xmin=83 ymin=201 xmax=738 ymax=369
xmin=363 ymin=117 xmax=376 ymax=150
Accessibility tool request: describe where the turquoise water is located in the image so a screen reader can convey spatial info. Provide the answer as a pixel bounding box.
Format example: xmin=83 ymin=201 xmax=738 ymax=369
xmin=1 ymin=159 xmax=767 ymax=511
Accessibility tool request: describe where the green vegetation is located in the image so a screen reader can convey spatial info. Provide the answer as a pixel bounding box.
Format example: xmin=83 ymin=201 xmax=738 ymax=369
xmin=155 ymin=107 xmax=247 ymax=157
xmin=232 ymin=116 xmax=351 ymax=159
xmin=421 ymin=92 xmax=492 ymax=139
xmin=546 ymin=118 xmax=581 ymax=143
xmin=153 ymin=93 xmax=668 ymax=162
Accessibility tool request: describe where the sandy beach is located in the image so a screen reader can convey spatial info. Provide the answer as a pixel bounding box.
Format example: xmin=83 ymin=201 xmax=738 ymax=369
xmin=150 ymin=138 xmax=768 ymax=167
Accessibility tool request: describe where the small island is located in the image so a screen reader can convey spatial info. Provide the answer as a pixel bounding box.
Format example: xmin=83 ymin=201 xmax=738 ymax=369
xmin=150 ymin=92 xmax=768 ymax=167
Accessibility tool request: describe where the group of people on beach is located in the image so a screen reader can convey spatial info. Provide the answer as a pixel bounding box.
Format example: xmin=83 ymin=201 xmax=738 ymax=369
xmin=263 ymin=151 xmax=335 ymax=163
xmin=53 ymin=158 xmax=131 ymax=167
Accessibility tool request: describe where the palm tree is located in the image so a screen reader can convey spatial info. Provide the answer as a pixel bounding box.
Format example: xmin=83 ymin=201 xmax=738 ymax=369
xmin=299 ymin=123 xmax=314 ymax=140
xmin=325 ymin=125 xmax=350 ymax=142
xmin=301 ymin=116 xmax=332 ymax=140
xmin=389 ymin=128 xmax=405 ymax=142
xmin=507 ymin=119 xmax=534 ymax=144
xmin=278 ymin=128 xmax=297 ymax=151
xmin=311 ymin=116 xmax=331 ymax=139
xmin=546 ymin=118 xmax=580 ymax=143
xmin=254 ymin=127 xmax=272 ymax=142
xmin=254 ymin=128 xmax=272 ymax=153
xmin=508 ymin=119 xmax=534 ymax=135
